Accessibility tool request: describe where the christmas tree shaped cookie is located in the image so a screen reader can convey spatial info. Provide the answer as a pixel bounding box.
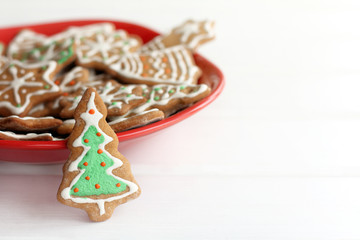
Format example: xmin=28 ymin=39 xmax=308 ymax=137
xmin=57 ymin=87 xmax=140 ymax=222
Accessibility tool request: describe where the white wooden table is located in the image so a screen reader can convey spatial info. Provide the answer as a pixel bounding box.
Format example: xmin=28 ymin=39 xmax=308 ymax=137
xmin=1 ymin=0 xmax=360 ymax=239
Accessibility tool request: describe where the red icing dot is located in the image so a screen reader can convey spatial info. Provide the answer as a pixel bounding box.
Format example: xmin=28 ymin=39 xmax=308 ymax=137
xmin=97 ymin=149 xmax=103 ymax=154
xmin=96 ymin=132 xmax=101 ymax=136
xmin=84 ymin=139 xmax=89 ymax=143
xmin=85 ymin=176 xmax=90 ymax=180
xmin=144 ymin=65 xmax=149 ymax=69
xmin=69 ymin=80 xmax=76 ymax=86
xmin=62 ymin=92 xmax=69 ymax=96
xmin=100 ymin=162 xmax=106 ymax=167
xmin=95 ymin=184 xmax=100 ymax=189
xmin=141 ymin=73 xmax=148 ymax=77
xmin=165 ymin=68 xmax=171 ymax=74
xmin=89 ymin=109 xmax=95 ymax=114
xmin=55 ymin=80 xmax=60 ymax=85
xmin=162 ymin=57 xmax=168 ymax=62
xmin=116 ymin=183 xmax=121 ymax=187
xmin=140 ymin=56 xmax=146 ymax=61
xmin=74 ymin=188 xmax=79 ymax=193
xmin=83 ymin=162 xmax=88 ymax=166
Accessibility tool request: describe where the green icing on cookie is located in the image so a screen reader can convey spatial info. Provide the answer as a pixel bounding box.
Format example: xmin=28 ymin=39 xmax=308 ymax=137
xmin=57 ymin=40 xmax=74 ymax=64
xmin=71 ymin=125 xmax=127 ymax=196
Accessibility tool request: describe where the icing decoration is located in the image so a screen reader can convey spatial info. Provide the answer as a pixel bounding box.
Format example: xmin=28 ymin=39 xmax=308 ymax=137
xmin=0 ymin=130 xmax=60 ymax=141
xmin=109 ymin=84 xmax=209 ymax=125
xmin=76 ymin=30 xmax=141 ymax=66
xmin=70 ymin=125 xmax=126 ymax=197
xmin=109 ymin=46 xmax=201 ymax=85
xmin=60 ymin=92 xmax=138 ymax=215
xmin=0 ymin=60 xmax=59 ymax=115
xmin=140 ymin=20 xmax=215 ymax=52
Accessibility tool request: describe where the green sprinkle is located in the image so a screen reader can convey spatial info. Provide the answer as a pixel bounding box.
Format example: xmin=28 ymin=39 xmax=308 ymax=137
xmin=114 ymin=34 xmax=120 ymax=38
xmin=39 ymin=56 xmax=45 ymax=61
xmin=60 ymin=51 xmax=67 ymax=56
xmin=16 ymin=104 xmax=21 ymax=107
xmin=127 ymin=94 xmax=132 ymax=97
xmin=57 ymin=41 xmax=74 ymax=64
xmin=123 ymin=41 xmax=129 ymax=45
xmin=142 ymin=94 xmax=146 ymax=97
xmin=154 ymin=96 xmax=160 ymax=101
xmin=154 ymin=87 xmax=161 ymax=91
xmin=44 ymin=85 xmax=50 ymax=89
xmin=146 ymin=99 xmax=151 ymax=103
xmin=42 ymin=66 xmax=47 ymax=70
xmin=121 ymin=87 xmax=126 ymax=90
xmin=74 ymin=96 xmax=78 ymax=100
xmin=9 ymin=64 xmax=14 ymax=68
xmin=180 ymin=86 xmax=185 ymax=90
xmin=168 ymin=89 xmax=175 ymax=94
xmin=111 ymin=102 xmax=117 ymax=105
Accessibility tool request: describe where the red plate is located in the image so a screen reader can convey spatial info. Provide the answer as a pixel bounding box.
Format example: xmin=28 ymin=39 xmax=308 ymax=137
xmin=0 ymin=19 xmax=224 ymax=164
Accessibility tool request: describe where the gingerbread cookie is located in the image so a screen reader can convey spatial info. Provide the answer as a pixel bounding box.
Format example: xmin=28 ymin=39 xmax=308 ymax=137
xmin=57 ymin=88 xmax=140 ymax=222
xmin=140 ymin=20 xmax=215 ymax=52
xmin=0 ymin=115 xmax=62 ymax=132
xmin=8 ymin=30 xmax=76 ymax=72
xmin=107 ymin=46 xmax=201 ymax=85
xmin=0 ymin=60 xmax=61 ymax=117
xmin=56 ymin=119 xmax=75 ymax=135
xmin=60 ymin=80 xmax=146 ymax=118
xmin=109 ymin=109 xmax=164 ymax=132
xmin=55 ymin=66 xmax=89 ymax=93
xmin=0 ymin=130 xmax=58 ymax=141
xmin=76 ymin=30 xmax=142 ymax=69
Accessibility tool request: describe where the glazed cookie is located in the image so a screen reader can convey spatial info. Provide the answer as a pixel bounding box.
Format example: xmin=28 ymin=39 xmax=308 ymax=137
xmin=55 ymin=66 xmax=89 ymax=93
xmin=0 ymin=130 xmax=59 ymax=141
xmin=109 ymin=108 xmax=164 ymax=132
xmin=109 ymin=83 xmax=210 ymax=123
xmin=140 ymin=20 xmax=215 ymax=52
xmin=76 ymin=30 xmax=142 ymax=70
xmin=57 ymin=88 xmax=141 ymax=222
xmin=0 ymin=60 xmax=61 ymax=117
xmin=60 ymin=80 xmax=146 ymax=118
xmin=8 ymin=30 xmax=76 ymax=72
xmin=0 ymin=115 xmax=62 ymax=132
xmin=107 ymin=46 xmax=201 ymax=85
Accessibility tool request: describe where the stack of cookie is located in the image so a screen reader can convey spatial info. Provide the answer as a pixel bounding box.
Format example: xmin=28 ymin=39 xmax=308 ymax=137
xmin=0 ymin=20 xmax=215 ymax=141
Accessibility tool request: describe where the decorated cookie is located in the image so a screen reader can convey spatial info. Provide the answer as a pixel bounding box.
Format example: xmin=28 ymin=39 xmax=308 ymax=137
xmin=0 ymin=60 xmax=61 ymax=117
xmin=0 ymin=115 xmax=62 ymax=132
xmin=8 ymin=30 xmax=76 ymax=72
xmin=107 ymin=46 xmax=201 ymax=85
xmin=57 ymin=88 xmax=141 ymax=222
xmin=55 ymin=66 xmax=89 ymax=93
xmin=109 ymin=83 xmax=210 ymax=124
xmin=140 ymin=20 xmax=215 ymax=53
xmin=109 ymin=108 xmax=165 ymax=132
xmin=0 ymin=130 xmax=59 ymax=141
xmin=60 ymin=80 xmax=146 ymax=118
xmin=76 ymin=30 xmax=142 ymax=69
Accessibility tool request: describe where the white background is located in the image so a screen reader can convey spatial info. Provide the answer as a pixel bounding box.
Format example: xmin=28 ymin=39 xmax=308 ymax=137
xmin=1 ymin=0 xmax=360 ymax=239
